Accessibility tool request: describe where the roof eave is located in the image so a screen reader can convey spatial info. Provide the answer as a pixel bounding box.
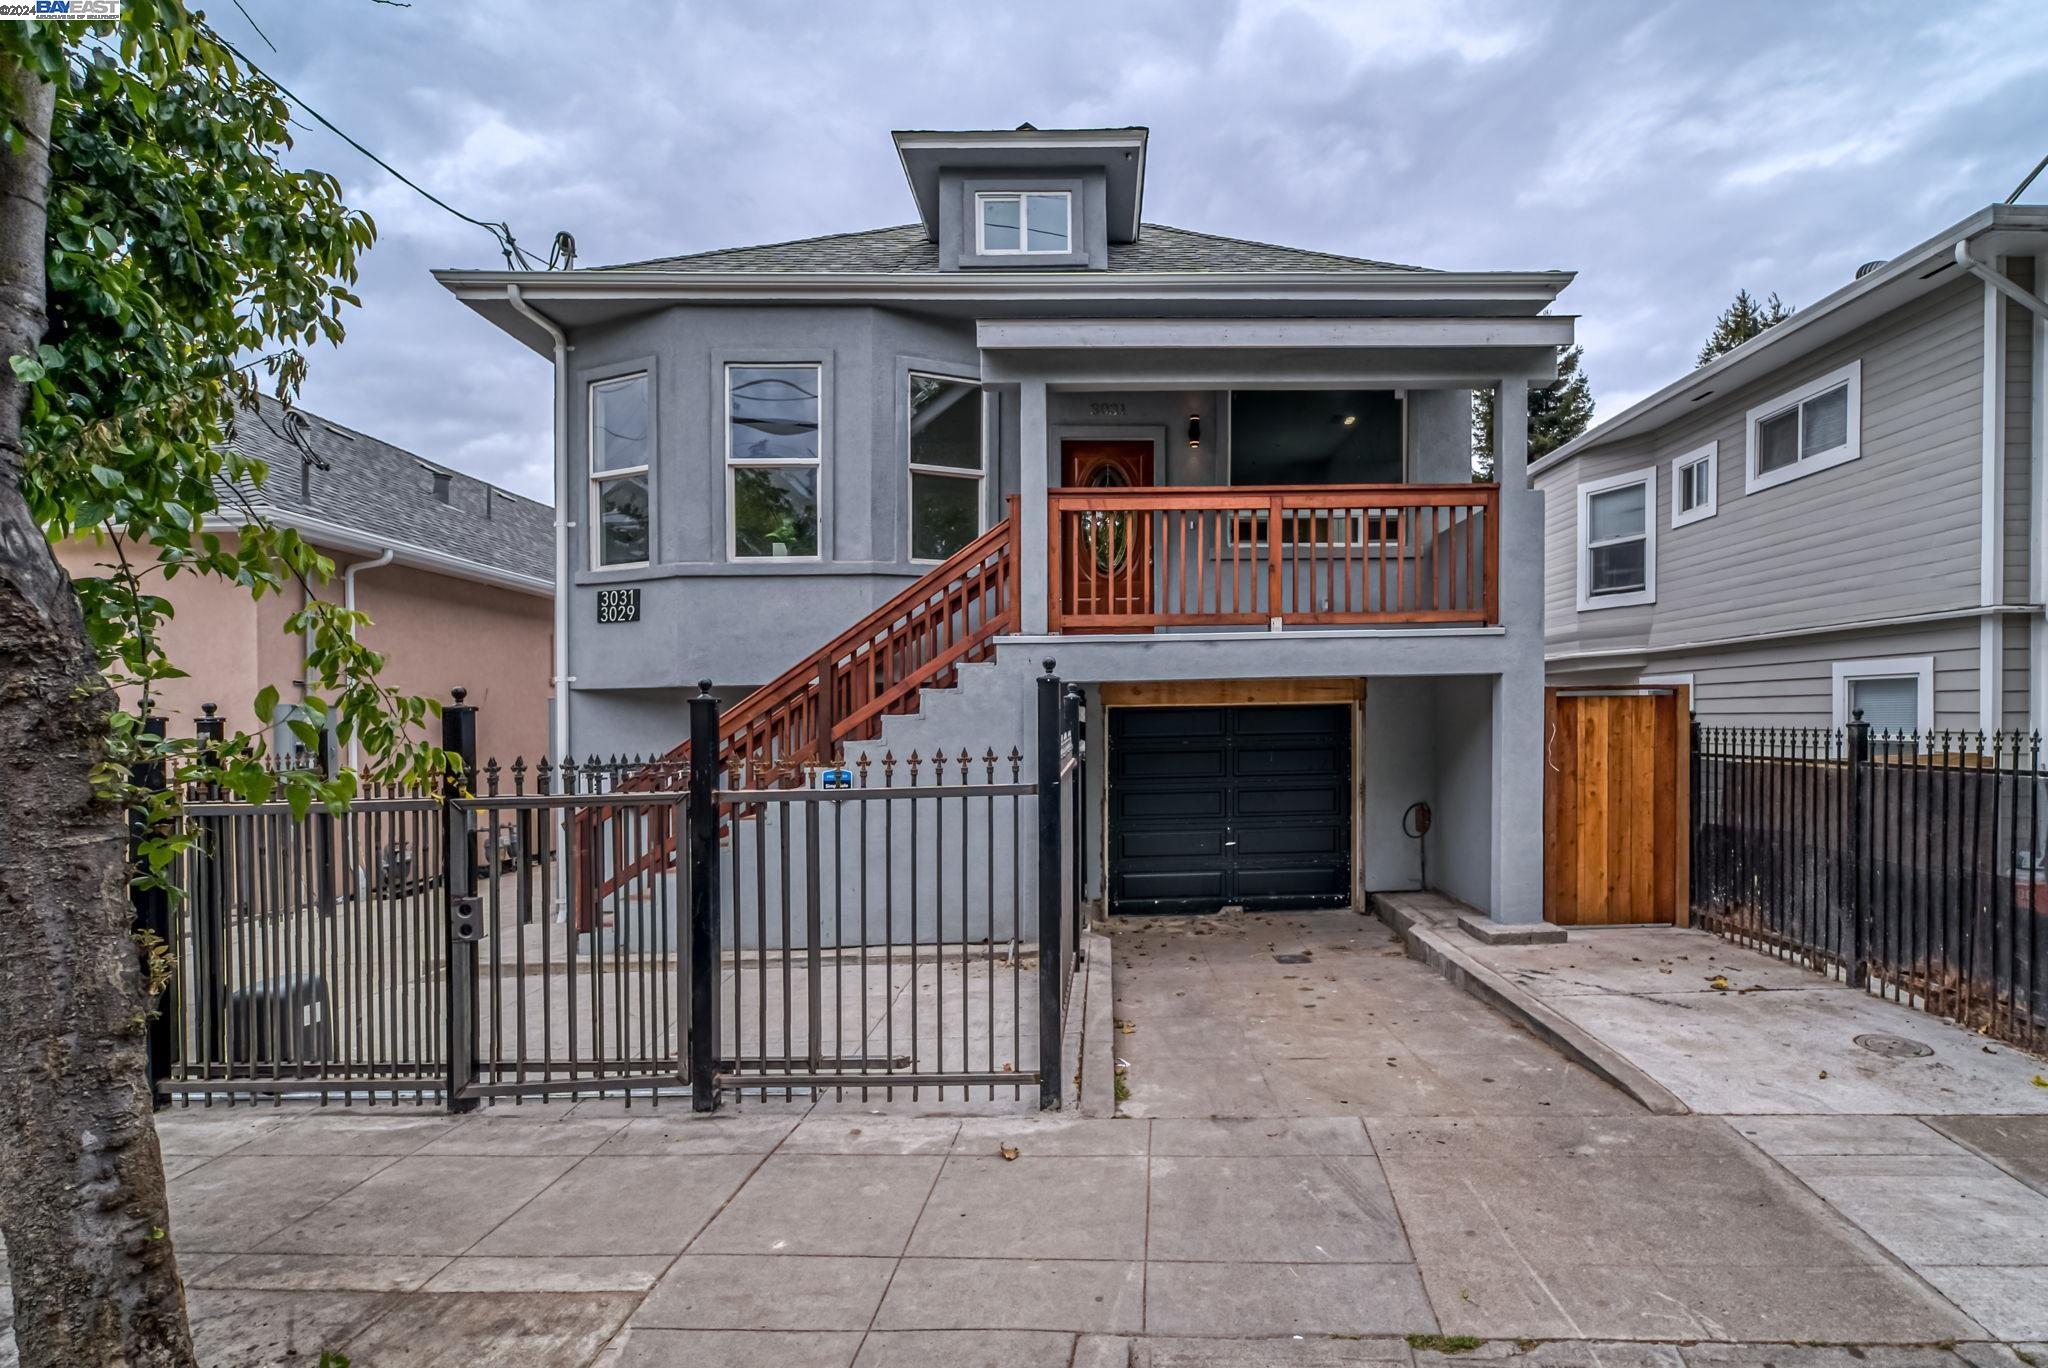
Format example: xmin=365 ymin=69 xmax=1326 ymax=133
xmin=1530 ymin=202 xmax=2048 ymax=477
xmin=211 ymin=507 xmax=553 ymax=597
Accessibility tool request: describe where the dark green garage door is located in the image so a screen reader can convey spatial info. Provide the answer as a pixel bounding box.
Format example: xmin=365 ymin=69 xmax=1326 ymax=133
xmin=1108 ymin=704 xmax=1352 ymax=914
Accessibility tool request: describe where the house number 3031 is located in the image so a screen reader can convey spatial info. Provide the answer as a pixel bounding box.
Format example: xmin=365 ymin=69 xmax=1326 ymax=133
xmin=1087 ymin=402 xmax=1126 ymax=417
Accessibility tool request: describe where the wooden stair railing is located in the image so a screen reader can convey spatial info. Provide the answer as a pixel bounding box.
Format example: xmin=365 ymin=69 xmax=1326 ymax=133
xmin=570 ymin=497 xmax=1020 ymax=927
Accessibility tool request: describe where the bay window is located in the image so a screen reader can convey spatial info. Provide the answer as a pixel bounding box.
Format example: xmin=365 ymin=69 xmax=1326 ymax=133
xmin=589 ymin=373 xmax=650 ymax=568
xmin=908 ymin=373 xmax=984 ymax=561
xmin=728 ymin=364 xmax=821 ymax=559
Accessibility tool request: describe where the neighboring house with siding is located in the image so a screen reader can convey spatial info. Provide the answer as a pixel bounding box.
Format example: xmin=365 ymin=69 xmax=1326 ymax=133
xmin=1536 ymin=203 xmax=2048 ymax=738
xmin=438 ymin=123 xmax=1576 ymax=925
xmin=56 ymin=396 xmax=556 ymax=765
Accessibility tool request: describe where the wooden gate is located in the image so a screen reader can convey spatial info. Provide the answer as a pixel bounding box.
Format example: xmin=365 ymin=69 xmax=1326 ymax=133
xmin=1543 ymin=687 xmax=1689 ymax=926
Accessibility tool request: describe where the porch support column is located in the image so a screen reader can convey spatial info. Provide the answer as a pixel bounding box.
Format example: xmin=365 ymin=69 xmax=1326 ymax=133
xmin=1489 ymin=667 xmax=1546 ymax=923
xmin=1489 ymin=374 xmax=1543 ymax=922
xmin=1018 ymin=378 xmax=1050 ymax=635
xmin=1494 ymin=377 xmax=1529 ymax=484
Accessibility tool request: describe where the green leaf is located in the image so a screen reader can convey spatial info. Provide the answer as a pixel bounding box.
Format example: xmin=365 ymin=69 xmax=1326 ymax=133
xmin=252 ymin=685 xmax=279 ymax=723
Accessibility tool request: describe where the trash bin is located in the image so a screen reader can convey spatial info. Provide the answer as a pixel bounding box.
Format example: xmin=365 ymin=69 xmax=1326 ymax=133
xmin=228 ymin=975 xmax=331 ymax=1065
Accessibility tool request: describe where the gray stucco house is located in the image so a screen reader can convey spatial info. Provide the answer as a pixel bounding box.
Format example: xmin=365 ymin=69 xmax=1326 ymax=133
xmin=439 ymin=124 xmax=1573 ymax=924
xmin=1538 ymin=204 xmax=2048 ymax=739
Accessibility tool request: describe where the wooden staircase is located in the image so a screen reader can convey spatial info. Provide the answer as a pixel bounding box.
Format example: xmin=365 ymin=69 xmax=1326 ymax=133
xmin=571 ymin=498 xmax=1020 ymax=925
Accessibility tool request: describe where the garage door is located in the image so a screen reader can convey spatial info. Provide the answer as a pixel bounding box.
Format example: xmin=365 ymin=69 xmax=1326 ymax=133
xmin=1108 ymin=704 xmax=1352 ymax=914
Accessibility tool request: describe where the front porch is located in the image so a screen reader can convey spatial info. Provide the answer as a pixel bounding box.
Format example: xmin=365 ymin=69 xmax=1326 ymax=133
xmin=976 ymin=313 xmax=1559 ymax=641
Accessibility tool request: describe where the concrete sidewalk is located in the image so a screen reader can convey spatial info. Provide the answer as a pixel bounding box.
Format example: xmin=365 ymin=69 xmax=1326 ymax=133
xmin=6 ymin=907 xmax=2044 ymax=1366
xmin=1379 ymin=893 xmax=2048 ymax=1342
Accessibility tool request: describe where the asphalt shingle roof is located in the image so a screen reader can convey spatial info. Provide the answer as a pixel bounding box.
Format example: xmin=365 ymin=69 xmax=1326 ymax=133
xmin=228 ymin=396 xmax=552 ymax=584
xmin=595 ymin=222 xmax=1429 ymax=275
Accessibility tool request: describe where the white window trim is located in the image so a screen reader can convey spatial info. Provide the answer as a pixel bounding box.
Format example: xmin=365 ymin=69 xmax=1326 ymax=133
xmin=906 ymin=371 xmax=986 ymax=565
xmin=725 ymin=362 xmax=824 ymax=563
xmin=974 ymin=190 xmax=1073 ymax=256
xmin=588 ymin=373 xmax=651 ymax=571
xmin=1830 ymin=655 xmax=1934 ymax=738
xmin=1669 ymin=442 xmax=1717 ymax=528
xmin=1744 ymin=360 xmax=1861 ymax=495
xmin=1576 ymin=466 xmax=1657 ymax=611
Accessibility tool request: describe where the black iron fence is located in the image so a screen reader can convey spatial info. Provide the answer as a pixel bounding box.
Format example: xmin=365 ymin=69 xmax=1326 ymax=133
xmin=147 ymin=668 xmax=1085 ymax=1110
xmin=1693 ymin=719 xmax=2047 ymax=1051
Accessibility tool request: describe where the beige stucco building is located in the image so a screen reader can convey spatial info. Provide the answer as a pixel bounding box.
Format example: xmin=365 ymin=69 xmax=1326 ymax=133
xmin=59 ymin=397 xmax=554 ymax=768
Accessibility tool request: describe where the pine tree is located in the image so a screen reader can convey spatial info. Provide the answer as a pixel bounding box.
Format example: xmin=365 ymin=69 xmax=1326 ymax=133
xmin=1471 ymin=344 xmax=1595 ymax=479
xmin=1697 ymin=289 xmax=1793 ymax=367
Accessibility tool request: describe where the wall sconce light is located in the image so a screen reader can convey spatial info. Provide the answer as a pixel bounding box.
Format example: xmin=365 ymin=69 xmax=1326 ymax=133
xmin=1186 ymin=414 xmax=1202 ymax=449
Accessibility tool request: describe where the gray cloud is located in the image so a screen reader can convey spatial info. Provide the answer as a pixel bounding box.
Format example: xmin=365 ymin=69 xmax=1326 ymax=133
xmin=232 ymin=0 xmax=2048 ymax=499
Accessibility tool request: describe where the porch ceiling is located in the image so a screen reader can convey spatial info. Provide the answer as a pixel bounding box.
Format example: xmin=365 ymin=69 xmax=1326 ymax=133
xmin=977 ymin=316 xmax=1570 ymax=388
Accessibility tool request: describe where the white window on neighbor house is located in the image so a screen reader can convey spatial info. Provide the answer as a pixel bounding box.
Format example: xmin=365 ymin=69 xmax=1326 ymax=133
xmin=727 ymin=363 xmax=822 ymax=560
xmin=907 ymin=373 xmax=985 ymax=562
xmin=1577 ymin=467 xmax=1656 ymax=610
xmin=1746 ymin=360 xmax=1860 ymax=494
xmin=1670 ymin=443 xmax=1717 ymax=527
xmin=589 ymin=373 xmax=651 ymax=569
xmin=975 ymin=191 xmax=1071 ymax=255
xmin=1831 ymin=655 xmax=1933 ymax=750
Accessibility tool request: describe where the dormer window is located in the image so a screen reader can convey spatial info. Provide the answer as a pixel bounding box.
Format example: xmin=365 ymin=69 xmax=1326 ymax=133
xmin=976 ymin=191 xmax=1070 ymax=255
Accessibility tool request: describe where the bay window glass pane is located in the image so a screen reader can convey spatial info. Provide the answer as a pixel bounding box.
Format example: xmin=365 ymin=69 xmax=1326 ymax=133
xmin=1758 ymin=409 xmax=1800 ymax=473
xmin=911 ymin=472 xmax=981 ymax=560
xmin=1589 ymin=539 xmax=1646 ymax=595
xmin=1848 ymin=675 xmax=1918 ymax=736
xmin=733 ymin=465 xmax=818 ymax=557
xmin=1802 ymin=385 xmax=1849 ymax=456
xmin=980 ymin=197 xmax=1021 ymax=251
xmin=597 ymin=474 xmax=648 ymax=565
xmin=729 ymin=366 xmax=819 ymax=462
xmin=1025 ymin=193 xmax=1069 ymax=252
xmin=592 ymin=374 xmax=648 ymax=472
xmin=1587 ymin=483 xmax=1645 ymax=542
xmin=910 ymin=376 xmax=982 ymax=470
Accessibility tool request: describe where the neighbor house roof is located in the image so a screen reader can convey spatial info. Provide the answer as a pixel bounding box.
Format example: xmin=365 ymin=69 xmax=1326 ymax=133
xmin=1531 ymin=202 xmax=2048 ymax=478
xmin=592 ymin=222 xmax=1431 ymax=276
xmin=222 ymin=396 xmax=553 ymax=594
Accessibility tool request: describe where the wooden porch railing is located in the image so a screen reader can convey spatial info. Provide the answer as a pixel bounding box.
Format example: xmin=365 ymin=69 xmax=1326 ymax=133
xmin=570 ymin=498 xmax=1021 ymax=926
xmin=1047 ymin=483 xmax=1499 ymax=631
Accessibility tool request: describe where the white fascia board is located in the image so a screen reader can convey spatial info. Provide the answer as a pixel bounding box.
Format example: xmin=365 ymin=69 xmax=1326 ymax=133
xmin=976 ymin=316 xmax=1577 ymax=350
xmin=1531 ymin=204 xmax=2048 ymax=479
xmin=205 ymin=511 xmax=553 ymax=597
xmin=434 ymin=267 xmax=1575 ymax=307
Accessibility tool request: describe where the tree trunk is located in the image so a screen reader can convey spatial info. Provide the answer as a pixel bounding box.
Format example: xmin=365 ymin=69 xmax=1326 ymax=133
xmin=0 ymin=52 xmax=198 ymax=1368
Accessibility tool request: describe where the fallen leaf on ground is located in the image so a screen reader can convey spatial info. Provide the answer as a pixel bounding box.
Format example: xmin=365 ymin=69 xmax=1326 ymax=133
xmin=999 ymin=1144 xmax=1020 ymax=1161
xmin=1707 ymin=975 xmax=1732 ymax=991
xmin=2033 ymin=1075 xmax=2047 ymax=1088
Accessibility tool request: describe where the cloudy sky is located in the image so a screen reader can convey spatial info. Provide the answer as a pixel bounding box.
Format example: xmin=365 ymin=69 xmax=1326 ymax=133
xmin=228 ymin=0 xmax=2048 ymax=502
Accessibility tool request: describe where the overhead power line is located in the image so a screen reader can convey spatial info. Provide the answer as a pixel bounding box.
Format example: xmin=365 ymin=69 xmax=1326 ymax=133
xmin=209 ymin=25 xmax=569 ymax=271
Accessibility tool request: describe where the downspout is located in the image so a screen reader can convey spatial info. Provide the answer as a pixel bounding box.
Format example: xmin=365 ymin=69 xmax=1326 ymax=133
xmin=506 ymin=283 xmax=572 ymax=922
xmin=505 ymin=283 xmax=571 ymax=771
xmin=342 ymin=545 xmax=395 ymax=773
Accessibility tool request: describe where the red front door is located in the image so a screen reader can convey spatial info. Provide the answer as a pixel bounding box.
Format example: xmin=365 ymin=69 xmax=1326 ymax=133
xmin=1059 ymin=440 xmax=1155 ymax=630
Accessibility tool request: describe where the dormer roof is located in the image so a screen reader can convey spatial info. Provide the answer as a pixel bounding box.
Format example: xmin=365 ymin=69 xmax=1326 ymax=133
xmin=891 ymin=125 xmax=1148 ymax=243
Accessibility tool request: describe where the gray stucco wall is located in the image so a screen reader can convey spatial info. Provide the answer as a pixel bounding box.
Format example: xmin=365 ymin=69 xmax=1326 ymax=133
xmin=1428 ymin=676 xmax=1496 ymax=913
xmin=561 ymin=303 xmax=980 ymax=729
xmin=940 ymin=169 xmax=1108 ymax=271
xmin=1361 ymin=678 xmax=1432 ymax=893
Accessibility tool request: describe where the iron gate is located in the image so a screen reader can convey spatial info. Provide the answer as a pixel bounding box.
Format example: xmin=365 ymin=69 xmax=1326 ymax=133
xmin=153 ymin=670 xmax=1084 ymax=1110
